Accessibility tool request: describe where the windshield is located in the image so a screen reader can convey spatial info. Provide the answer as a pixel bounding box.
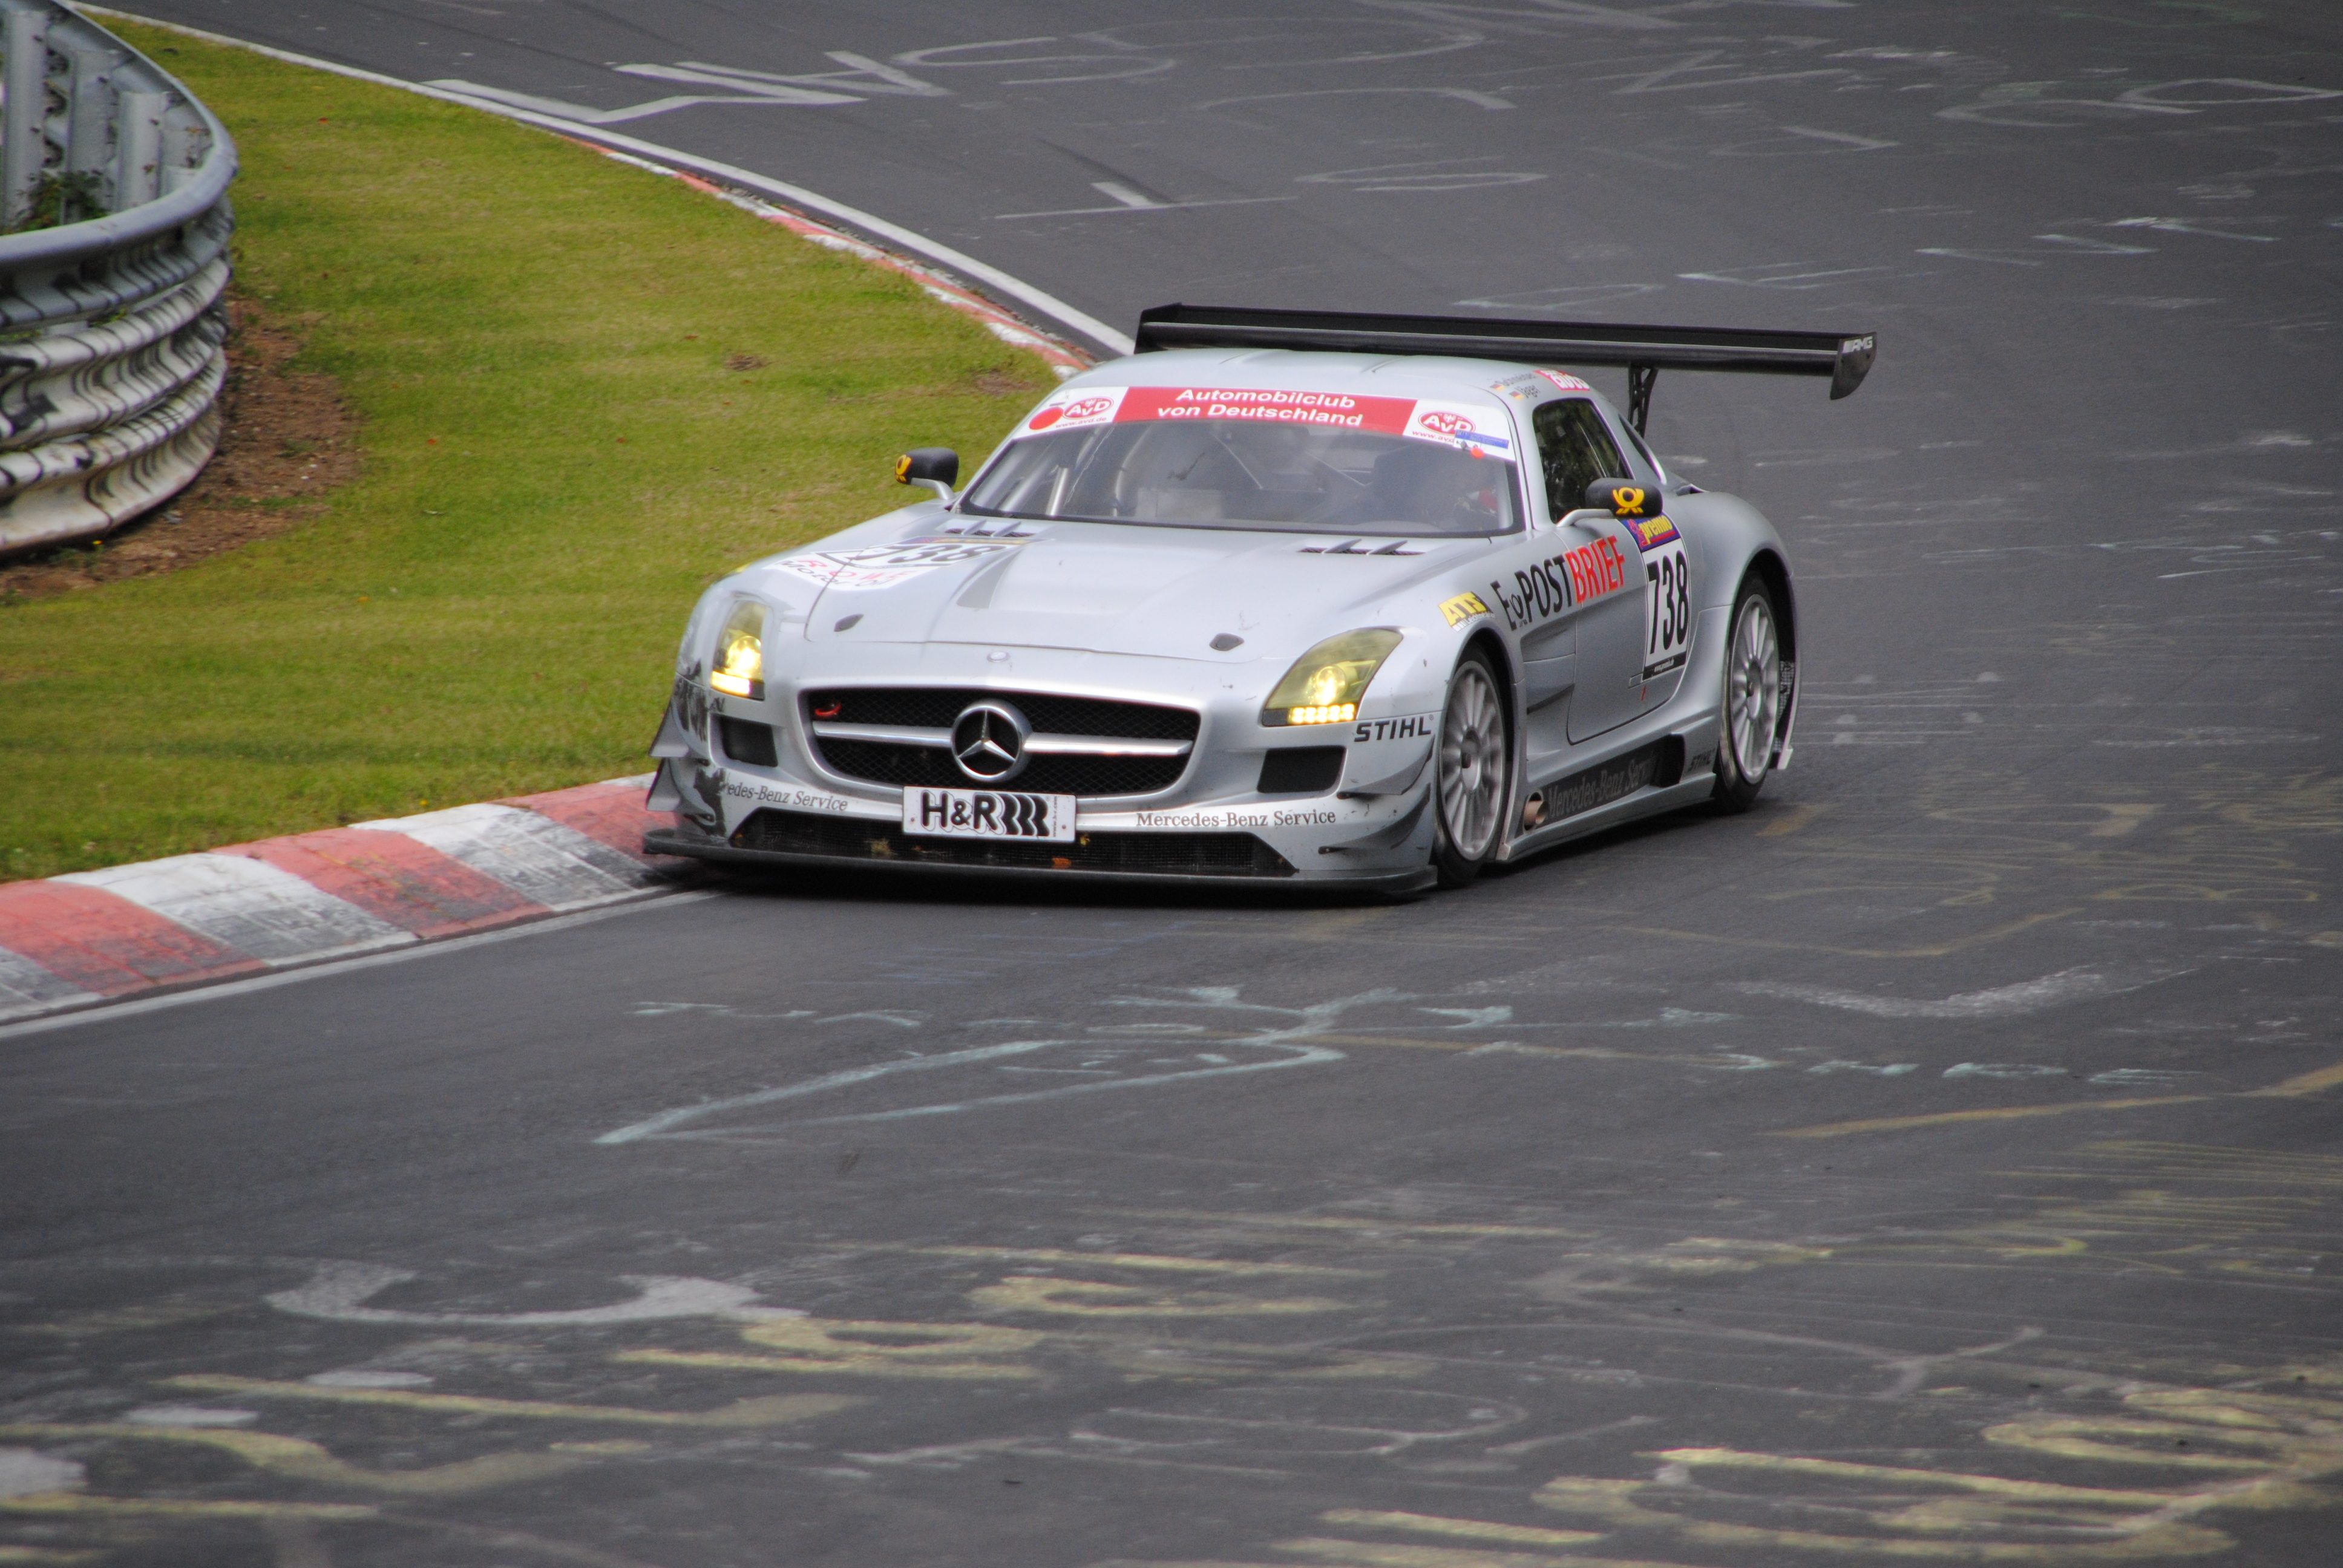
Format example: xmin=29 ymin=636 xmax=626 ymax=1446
xmin=961 ymin=385 xmax=1522 ymax=537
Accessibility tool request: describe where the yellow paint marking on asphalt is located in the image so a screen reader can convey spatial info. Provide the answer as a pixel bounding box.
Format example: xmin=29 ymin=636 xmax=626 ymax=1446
xmin=2248 ymin=1060 xmax=2343 ymax=1097
xmin=615 ymin=1349 xmax=1036 ymax=1379
xmin=1535 ymin=1469 xmax=2236 ymax=1560
xmin=1623 ymin=907 xmax=2077 ymax=960
xmin=1109 ymin=1210 xmax=1585 ymax=1240
xmin=743 ymin=1316 xmax=1043 ymax=1357
xmin=1094 ymin=1561 xmax=1708 ymax=1568
xmin=0 ymin=1544 xmax=95 ymax=1563
xmin=970 ymin=1277 xmax=1345 ymax=1318
xmin=910 ymin=1247 xmax=1364 ymax=1277
xmin=1774 ymin=1096 xmax=2206 ymax=1140
xmin=1319 ymin=1511 xmax=1604 ymax=1546
xmin=2009 ymin=1141 xmax=2343 ymax=1186
xmin=1093 ymin=1341 xmax=1417 ymax=1381
xmin=1756 ymin=803 xmax=1824 ymax=837
xmin=1651 ymin=1449 xmax=2180 ymax=1505
xmin=617 ymin=1314 xmax=1043 ymax=1379
xmin=0 ymin=1494 xmax=373 ymax=1523
xmin=1532 ymin=1373 xmax=2343 ymax=1563
xmin=160 ymin=1376 xmax=857 ymax=1427
xmin=1783 ymin=1054 xmax=2343 ymax=1138
xmin=2087 ymin=803 xmax=2158 ymax=837
xmin=0 ymin=1423 xmax=601 ymax=1497
xmin=1276 ymin=1541 xmax=1691 ymax=1568
xmin=18 ymin=1303 xmax=229 ymax=1338
xmin=1086 ymin=1561 xmax=1316 ymax=1568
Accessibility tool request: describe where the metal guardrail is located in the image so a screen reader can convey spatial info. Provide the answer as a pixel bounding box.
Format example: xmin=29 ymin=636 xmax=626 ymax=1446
xmin=0 ymin=0 xmax=233 ymax=554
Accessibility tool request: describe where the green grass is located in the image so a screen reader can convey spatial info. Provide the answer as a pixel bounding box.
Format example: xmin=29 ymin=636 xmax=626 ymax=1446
xmin=0 ymin=22 xmax=1056 ymax=881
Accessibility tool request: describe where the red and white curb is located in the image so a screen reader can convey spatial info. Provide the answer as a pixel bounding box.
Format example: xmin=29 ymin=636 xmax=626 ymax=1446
xmin=0 ymin=777 xmax=686 ymax=1024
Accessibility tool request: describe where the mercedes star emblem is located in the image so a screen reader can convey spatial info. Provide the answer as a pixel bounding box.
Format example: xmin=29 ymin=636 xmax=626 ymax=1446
xmin=951 ymin=701 xmax=1031 ymax=783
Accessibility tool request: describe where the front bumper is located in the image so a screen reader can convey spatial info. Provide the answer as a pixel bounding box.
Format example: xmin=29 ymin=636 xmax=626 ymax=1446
xmin=646 ymin=641 xmax=1443 ymax=889
xmin=646 ymin=809 xmax=1437 ymax=895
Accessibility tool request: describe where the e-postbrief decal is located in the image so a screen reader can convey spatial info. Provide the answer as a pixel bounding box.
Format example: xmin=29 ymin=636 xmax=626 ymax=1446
xmin=776 ymin=535 xmax=1031 ymax=592
xmin=1481 ymin=534 xmax=1627 ymax=633
xmin=1015 ymin=385 xmax=1512 ymax=454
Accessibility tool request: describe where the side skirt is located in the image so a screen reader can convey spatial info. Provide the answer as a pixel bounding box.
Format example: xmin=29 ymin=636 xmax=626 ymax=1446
xmin=1499 ymin=776 xmax=1717 ymax=861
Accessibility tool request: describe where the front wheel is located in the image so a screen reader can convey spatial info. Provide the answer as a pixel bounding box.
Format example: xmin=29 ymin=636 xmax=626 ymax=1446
xmin=1432 ymin=647 xmax=1512 ymax=887
xmin=1713 ymin=579 xmax=1782 ymax=814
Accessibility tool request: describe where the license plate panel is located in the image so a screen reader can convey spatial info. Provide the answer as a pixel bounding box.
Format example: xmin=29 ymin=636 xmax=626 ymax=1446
xmin=901 ymin=786 xmax=1076 ymax=842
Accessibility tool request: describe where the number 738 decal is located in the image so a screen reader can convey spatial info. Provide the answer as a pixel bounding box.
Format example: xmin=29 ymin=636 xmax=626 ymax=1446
xmin=1638 ymin=523 xmax=1692 ymax=683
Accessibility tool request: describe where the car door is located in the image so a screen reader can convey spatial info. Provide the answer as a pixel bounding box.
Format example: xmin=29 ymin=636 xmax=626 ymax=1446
xmin=1528 ymin=399 xmax=1645 ymax=745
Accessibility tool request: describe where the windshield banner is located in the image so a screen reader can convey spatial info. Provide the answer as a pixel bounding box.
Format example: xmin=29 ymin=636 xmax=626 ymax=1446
xmin=1018 ymin=385 xmax=1511 ymax=453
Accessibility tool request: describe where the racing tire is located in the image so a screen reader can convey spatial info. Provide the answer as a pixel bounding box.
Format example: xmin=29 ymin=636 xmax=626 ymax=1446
xmin=1712 ymin=577 xmax=1783 ymax=814
xmin=1432 ymin=647 xmax=1512 ymax=888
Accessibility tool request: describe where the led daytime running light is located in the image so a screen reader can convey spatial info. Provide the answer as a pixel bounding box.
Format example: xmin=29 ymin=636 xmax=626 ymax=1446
xmin=1287 ymin=703 xmax=1357 ymax=726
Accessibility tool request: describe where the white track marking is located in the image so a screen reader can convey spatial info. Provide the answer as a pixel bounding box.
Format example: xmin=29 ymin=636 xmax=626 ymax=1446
xmin=86 ymin=9 xmax=1133 ymax=356
xmin=124 ymin=1406 xmax=258 ymax=1427
xmin=1737 ymin=966 xmax=2186 ymax=1019
xmin=351 ymin=803 xmax=646 ymax=909
xmin=418 ymin=79 xmax=821 ymax=120
xmin=600 ymin=985 xmax=1395 ymax=1143
xmin=267 ymin=1263 xmax=799 ymax=1325
xmin=0 ymin=950 xmax=100 ymax=1022
xmin=597 ymin=1038 xmax=1081 ymax=1144
xmin=0 ymin=1449 xmax=85 ymax=1498
xmin=56 ymin=853 xmax=412 ymax=964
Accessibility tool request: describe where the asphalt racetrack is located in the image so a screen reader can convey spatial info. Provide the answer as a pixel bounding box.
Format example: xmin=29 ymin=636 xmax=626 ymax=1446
xmin=7 ymin=5 xmax=2341 ymax=1565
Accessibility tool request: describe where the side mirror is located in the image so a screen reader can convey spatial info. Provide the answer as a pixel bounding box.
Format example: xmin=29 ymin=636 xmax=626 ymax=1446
xmin=895 ymin=447 xmax=958 ymax=502
xmin=1584 ymin=478 xmax=1658 ymax=519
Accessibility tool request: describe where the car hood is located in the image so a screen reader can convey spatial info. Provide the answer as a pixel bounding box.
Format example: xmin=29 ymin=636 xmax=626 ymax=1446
xmin=775 ymin=520 xmax=1490 ymax=663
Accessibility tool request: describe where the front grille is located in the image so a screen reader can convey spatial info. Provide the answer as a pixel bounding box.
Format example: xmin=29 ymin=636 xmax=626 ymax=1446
xmin=730 ymin=809 xmax=1296 ymax=878
xmin=804 ymin=687 xmax=1197 ymax=798
xmin=804 ymin=688 xmax=1198 ymax=742
xmin=814 ymin=739 xmax=1188 ymax=797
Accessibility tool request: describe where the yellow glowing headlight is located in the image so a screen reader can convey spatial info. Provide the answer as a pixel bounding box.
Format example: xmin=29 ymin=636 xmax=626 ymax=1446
xmin=1262 ymin=629 xmax=1403 ymax=727
xmin=709 ymin=599 xmax=766 ymax=699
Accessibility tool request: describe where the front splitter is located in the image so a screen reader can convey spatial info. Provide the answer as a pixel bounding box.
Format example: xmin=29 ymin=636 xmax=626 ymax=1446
xmin=644 ymin=828 xmax=1435 ymax=899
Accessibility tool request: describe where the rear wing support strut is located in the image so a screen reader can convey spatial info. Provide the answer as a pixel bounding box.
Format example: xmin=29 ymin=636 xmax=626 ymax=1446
xmin=1627 ymin=364 xmax=1659 ymax=436
xmin=1132 ymin=304 xmax=1876 ymax=435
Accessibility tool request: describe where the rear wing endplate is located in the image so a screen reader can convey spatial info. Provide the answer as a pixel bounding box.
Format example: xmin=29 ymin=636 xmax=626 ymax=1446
xmin=1132 ymin=303 xmax=1875 ymax=434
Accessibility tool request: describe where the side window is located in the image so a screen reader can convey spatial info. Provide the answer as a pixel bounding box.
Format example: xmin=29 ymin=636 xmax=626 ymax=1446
xmin=1616 ymin=419 xmax=1668 ymax=488
xmin=1532 ymin=399 xmax=1628 ymax=520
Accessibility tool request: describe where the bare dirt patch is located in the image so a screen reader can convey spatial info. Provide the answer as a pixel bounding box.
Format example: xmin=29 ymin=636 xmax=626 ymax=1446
xmin=0 ymin=289 xmax=358 ymax=601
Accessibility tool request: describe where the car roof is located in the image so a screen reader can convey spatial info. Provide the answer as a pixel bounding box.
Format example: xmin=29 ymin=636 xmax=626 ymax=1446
xmin=1064 ymin=347 xmax=1591 ymax=408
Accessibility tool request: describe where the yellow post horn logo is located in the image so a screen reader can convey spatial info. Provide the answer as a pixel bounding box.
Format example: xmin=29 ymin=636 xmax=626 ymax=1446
xmin=894 ymin=454 xmax=913 ymax=484
xmin=1614 ymin=485 xmax=1646 ymax=516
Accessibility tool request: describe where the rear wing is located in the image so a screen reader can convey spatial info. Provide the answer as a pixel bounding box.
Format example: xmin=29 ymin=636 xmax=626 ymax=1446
xmin=1132 ymin=302 xmax=1875 ymax=434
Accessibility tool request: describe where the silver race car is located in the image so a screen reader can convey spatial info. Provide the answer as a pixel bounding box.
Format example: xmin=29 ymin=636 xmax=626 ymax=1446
xmin=646 ymin=305 xmax=1875 ymax=895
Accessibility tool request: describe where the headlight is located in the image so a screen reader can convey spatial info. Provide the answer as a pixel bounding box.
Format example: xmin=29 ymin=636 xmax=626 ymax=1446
xmin=1262 ymin=629 xmax=1402 ymax=726
xmin=709 ymin=599 xmax=766 ymax=699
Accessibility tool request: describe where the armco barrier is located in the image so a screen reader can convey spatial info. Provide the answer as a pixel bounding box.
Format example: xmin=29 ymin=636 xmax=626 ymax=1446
xmin=0 ymin=0 xmax=232 ymax=553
